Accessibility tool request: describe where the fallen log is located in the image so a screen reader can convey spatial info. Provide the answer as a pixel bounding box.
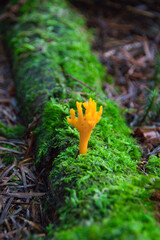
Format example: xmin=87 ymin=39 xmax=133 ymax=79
xmin=2 ymin=0 xmax=160 ymax=239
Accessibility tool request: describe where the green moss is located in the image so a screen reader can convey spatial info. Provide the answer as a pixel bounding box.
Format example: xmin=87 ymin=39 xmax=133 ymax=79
xmin=36 ymin=97 xmax=159 ymax=239
xmin=146 ymin=155 xmax=160 ymax=176
xmin=3 ymin=0 xmax=160 ymax=239
xmin=6 ymin=0 xmax=105 ymax=122
xmin=0 ymin=136 xmax=24 ymax=163
xmin=53 ymin=210 xmax=160 ymax=240
xmin=2 ymin=155 xmax=15 ymax=164
xmin=0 ymin=122 xmax=25 ymax=138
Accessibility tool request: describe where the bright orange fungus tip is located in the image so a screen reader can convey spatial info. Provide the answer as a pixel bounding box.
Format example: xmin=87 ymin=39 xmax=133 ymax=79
xmin=67 ymin=98 xmax=103 ymax=154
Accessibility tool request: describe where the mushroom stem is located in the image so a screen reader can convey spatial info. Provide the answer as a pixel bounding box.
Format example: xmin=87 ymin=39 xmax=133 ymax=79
xmin=79 ymin=129 xmax=92 ymax=154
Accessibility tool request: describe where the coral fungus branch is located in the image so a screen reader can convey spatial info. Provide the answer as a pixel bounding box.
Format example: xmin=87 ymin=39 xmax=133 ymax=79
xmin=67 ymin=98 xmax=103 ymax=154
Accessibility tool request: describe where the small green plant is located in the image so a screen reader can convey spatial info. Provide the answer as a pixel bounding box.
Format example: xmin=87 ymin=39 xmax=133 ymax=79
xmin=0 ymin=122 xmax=25 ymax=138
xmin=140 ymin=88 xmax=159 ymax=123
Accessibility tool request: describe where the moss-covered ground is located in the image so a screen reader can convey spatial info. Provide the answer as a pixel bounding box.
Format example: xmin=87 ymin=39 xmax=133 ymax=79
xmin=2 ymin=0 xmax=160 ymax=239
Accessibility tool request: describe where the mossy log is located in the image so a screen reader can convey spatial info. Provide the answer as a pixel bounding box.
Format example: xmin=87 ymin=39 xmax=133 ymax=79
xmin=3 ymin=0 xmax=160 ymax=239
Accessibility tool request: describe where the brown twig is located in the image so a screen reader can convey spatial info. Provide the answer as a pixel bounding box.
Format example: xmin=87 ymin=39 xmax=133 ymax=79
xmin=105 ymin=1 xmax=160 ymax=18
xmin=20 ymin=165 xmax=27 ymax=192
xmin=0 ymin=98 xmax=11 ymax=104
xmin=0 ymin=147 xmax=23 ymax=155
xmin=0 ymin=197 xmax=14 ymax=224
xmin=0 ymin=227 xmax=25 ymax=239
xmin=25 ymin=132 xmax=34 ymax=158
xmin=2 ymin=192 xmax=46 ymax=199
xmin=0 ymin=161 xmax=16 ymax=182
xmin=65 ymin=74 xmax=94 ymax=91
xmin=19 ymin=217 xmax=43 ymax=231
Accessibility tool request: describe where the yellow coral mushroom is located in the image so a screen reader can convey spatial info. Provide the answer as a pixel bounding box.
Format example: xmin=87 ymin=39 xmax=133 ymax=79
xmin=67 ymin=98 xmax=103 ymax=154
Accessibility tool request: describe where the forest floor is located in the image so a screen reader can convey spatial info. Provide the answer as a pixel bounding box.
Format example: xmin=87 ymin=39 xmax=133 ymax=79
xmin=0 ymin=0 xmax=160 ymax=238
xmin=0 ymin=39 xmax=46 ymax=238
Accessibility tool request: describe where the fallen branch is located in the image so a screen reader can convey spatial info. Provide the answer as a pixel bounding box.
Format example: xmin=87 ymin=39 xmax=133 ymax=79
xmin=65 ymin=74 xmax=94 ymax=91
